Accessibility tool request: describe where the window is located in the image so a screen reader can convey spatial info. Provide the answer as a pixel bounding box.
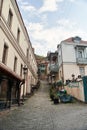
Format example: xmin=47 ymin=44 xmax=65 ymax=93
xmin=78 ymin=51 xmax=83 ymax=58
xmin=0 ymin=0 xmax=2 ymax=8
xmin=60 ymin=71 xmax=62 ymax=78
xmin=13 ymin=56 xmax=17 ymax=72
xmin=26 ymin=48 xmax=29 ymax=59
xmin=0 ymin=0 xmax=3 ymax=15
xmin=8 ymin=9 xmax=13 ymax=27
xmin=20 ymin=64 xmax=23 ymax=77
xmin=2 ymin=44 xmax=8 ymax=64
xmin=79 ymin=67 xmax=85 ymax=77
xmin=73 ymin=36 xmax=81 ymax=43
xmin=17 ymin=28 xmax=20 ymax=43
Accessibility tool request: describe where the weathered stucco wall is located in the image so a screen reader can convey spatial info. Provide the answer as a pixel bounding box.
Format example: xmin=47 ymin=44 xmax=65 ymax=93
xmin=65 ymin=81 xmax=85 ymax=102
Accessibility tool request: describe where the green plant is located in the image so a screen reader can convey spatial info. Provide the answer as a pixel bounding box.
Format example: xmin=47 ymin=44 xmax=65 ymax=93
xmin=56 ymin=80 xmax=63 ymax=87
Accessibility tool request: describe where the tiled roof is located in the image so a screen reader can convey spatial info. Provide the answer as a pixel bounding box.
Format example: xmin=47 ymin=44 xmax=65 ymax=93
xmin=62 ymin=37 xmax=87 ymax=44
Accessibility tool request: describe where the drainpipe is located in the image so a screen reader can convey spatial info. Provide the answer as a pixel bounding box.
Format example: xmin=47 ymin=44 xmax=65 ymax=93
xmin=61 ymin=43 xmax=64 ymax=83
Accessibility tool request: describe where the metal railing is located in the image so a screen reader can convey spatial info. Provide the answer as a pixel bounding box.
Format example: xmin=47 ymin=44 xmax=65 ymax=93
xmin=49 ymin=64 xmax=59 ymax=72
xmin=76 ymin=58 xmax=87 ymax=64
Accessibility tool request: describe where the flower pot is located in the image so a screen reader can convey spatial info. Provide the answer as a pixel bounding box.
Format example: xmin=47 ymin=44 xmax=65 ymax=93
xmin=53 ymin=98 xmax=59 ymax=104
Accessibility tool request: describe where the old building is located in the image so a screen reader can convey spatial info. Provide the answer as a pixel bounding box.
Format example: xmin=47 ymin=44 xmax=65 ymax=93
xmin=0 ymin=0 xmax=38 ymax=107
xmin=36 ymin=55 xmax=48 ymax=80
xmin=47 ymin=51 xmax=58 ymax=84
xmin=57 ymin=36 xmax=87 ymax=83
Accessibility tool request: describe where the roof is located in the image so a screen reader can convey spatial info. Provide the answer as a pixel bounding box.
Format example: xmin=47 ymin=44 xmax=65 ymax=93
xmin=62 ymin=36 xmax=87 ymax=44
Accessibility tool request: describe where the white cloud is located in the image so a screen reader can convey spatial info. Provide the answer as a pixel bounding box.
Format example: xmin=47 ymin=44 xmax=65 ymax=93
xmin=26 ymin=21 xmax=87 ymax=56
xmin=21 ymin=5 xmax=36 ymax=12
xmin=17 ymin=0 xmax=38 ymax=16
xmin=32 ymin=41 xmax=49 ymax=56
xmin=18 ymin=0 xmax=60 ymax=17
xmin=39 ymin=0 xmax=58 ymax=13
xmin=19 ymin=3 xmax=41 ymax=19
xmin=17 ymin=0 xmax=76 ymax=15
xmin=28 ymin=23 xmax=43 ymax=32
xmin=17 ymin=0 xmax=87 ymax=56
xmin=39 ymin=0 xmax=63 ymax=13
xmin=57 ymin=19 xmax=77 ymax=29
xmin=17 ymin=0 xmax=22 ymax=2
xmin=17 ymin=0 xmax=30 ymax=6
xmin=41 ymin=14 xmax=48 ymax=24
xmin=69 ymin=0 xmax=75 ymax=2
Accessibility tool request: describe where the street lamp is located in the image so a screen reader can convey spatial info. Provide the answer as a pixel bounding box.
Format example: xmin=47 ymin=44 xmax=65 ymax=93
xmin=23 ymin=65 xmax=28 ymax=102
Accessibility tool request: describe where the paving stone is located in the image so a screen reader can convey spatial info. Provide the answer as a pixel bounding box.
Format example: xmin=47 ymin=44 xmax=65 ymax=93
xmin=0 ymin=80 xmax=87 ymax=130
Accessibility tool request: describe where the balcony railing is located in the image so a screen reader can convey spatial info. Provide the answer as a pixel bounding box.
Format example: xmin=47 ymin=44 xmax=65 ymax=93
xmin=49 ymin=64 xmax=59 ymax=73
xmin=76 ymin=58 xmax=87 ymax=64
xmin=39 ymin=67 xmax=45 ymax=71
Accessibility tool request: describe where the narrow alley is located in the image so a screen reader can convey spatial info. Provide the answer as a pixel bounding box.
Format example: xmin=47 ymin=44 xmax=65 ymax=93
xmin=0 ymin=81 xmax=87 ymax=130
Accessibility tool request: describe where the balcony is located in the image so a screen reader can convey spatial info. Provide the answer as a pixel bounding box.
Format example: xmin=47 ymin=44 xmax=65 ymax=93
xmin=76 ymin=58 xmax=87 ymax=65
xmin=49 ymin=64 xmax=59 ymax=73
xmin=39 ymin=66 xmax=46 ymax=71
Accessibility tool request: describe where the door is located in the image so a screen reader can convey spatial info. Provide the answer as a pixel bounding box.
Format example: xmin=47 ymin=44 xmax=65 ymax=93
xmin=82 ymin=76 xmax=87 ymax=102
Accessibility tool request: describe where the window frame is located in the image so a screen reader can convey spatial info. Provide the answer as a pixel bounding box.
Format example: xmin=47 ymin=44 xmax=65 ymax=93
xmin=7 ymin=8 xmax=13 ymax=28
xmin=20 ymin=64 xmax=23 ymax=77
xmin=13 ymin=56 xmax=17 ymax=72
xmin=26 ymin=48 xmax=29 ymax=59
xmin=0 ymin=0 xmax=3 ymax=15
xmin=2 ymin=44 xmax=8 ymax=64
xmin=78 ymin=50 xmax=83 ymax=58
xmin=17 ymin=28 xmax=20 ymax=43
xmin=79 ymin=66 xmax=85 ymax=77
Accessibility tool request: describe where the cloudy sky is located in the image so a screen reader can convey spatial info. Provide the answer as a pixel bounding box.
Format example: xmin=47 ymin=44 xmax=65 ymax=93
xmin=17 ymin=0 xmax=87 ymax=56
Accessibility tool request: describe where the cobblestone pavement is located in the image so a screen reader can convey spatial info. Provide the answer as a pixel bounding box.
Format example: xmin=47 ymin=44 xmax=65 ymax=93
xmin=0 ymin=80 xmax=87 ymax=130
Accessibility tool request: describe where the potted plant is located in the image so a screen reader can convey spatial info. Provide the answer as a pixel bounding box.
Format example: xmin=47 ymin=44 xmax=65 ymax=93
xmin=50 ymin=86 xmax=55 ymax=101
xmin=53 ymin=92 xmax=59 ymax=104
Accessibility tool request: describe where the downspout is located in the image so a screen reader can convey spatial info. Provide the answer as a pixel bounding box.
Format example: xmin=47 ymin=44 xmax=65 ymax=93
xmin=61 ymin=43 xmax=64 ymax=83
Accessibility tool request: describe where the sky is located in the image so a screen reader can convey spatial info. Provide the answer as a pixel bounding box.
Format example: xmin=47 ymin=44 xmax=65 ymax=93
xmin=16 ymin=0 xmax=87 ymax=56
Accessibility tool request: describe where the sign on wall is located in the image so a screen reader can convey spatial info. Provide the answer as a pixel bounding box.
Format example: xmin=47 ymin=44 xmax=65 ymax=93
xmin=68 ymin=82 xmax=79 ymax=88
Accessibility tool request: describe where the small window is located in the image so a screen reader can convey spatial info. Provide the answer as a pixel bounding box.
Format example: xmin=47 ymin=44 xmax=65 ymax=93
xmin=2 ymin=44 xmax=8 ymax=64
xmin=0 ymin=0 xmax=3 ymax=15
xmin=20 ymin=64 xmax=23 ymax=77
xmin=78 ymin=51 xmax=83 ymax=58
xmin=0 ymin=0 xmax=2 ymax=8
xmin=13 ymin=56 xmax=17 ymax=72
xmin=17 ymin=28 xmax=20 ymax=43
xmin=60 ymin=71 xmax=62 ymax=78
xmin=8 ymin=9 xmax=13 ymax=27
xmin=79 ymin=67 xmax=85 ymax=77
xmin=26 ymin=48 xmax=29 ymax=59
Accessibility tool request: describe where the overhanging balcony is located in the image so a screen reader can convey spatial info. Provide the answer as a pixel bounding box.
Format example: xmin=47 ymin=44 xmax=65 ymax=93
xmin=39 ymin=67 xmax=45 ymax=71
xmin=76 ymin=58 xmax=87 ymax=65
xmin=41 ymin=67 xmax=45 ymax=71
xmin=49 ymin=64 xmax=59 ymax=73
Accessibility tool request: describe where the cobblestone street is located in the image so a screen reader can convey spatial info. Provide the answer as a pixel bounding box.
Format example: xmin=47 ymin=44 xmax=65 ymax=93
xmin=0 ymin=81 xmax=87 ymax=130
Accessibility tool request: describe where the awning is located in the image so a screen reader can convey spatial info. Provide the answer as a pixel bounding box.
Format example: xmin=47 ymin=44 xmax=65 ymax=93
xmin=0 ymin=62 xmax=23 ymax=81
